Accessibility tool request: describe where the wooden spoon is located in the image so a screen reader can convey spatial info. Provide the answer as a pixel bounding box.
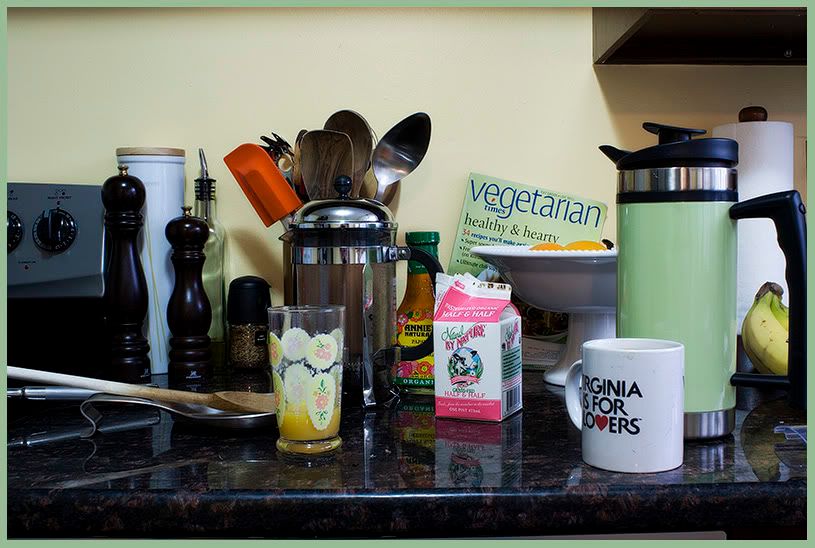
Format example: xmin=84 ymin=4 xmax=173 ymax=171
xmin=324 ymin=110 xmax=373 ymax=197
xmin=291 ymin=129 xmax=309 ymax=201
xmin=7 ymin=366 xmax=276 ymax=414
xmin=300 ymin=130 xmax=354 ymax=200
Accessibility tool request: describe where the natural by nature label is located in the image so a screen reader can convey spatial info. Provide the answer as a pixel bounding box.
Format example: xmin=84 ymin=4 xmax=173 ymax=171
xmin=395 ymin=309 xmax=434 ymax=388
xmin=447 ymin=345 xmax=484 ymax=387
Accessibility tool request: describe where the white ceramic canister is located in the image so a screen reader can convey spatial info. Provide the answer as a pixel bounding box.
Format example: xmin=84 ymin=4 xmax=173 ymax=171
xmin=116 ymin=147 xmax=186 ymax=375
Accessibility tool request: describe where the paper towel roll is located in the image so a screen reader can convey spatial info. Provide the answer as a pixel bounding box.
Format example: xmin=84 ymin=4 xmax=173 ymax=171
xmin=712 ymin=120 xmax=793 ymax=332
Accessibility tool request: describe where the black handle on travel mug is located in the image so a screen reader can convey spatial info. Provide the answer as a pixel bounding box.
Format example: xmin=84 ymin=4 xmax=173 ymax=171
xmin=729 ymin=190 xmax=807 ymax=409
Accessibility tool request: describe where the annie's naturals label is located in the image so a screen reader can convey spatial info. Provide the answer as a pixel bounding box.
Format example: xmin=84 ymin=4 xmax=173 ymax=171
xmin=448 ymin=172 xmax=608 ymax=277
xmin=395 ymin=310 xmax=434 ymax=388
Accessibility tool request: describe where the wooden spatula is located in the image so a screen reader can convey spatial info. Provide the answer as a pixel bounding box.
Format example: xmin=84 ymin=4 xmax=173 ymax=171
xmin=7 ymin=366 xmax=275 ymax=414
xmin=300 ymin=130 xmax=354 ymax=200
xmin=324 ymin=110 xmax=373 ymax=197
xmin=291 ymin=128 xmax=309 ymax=201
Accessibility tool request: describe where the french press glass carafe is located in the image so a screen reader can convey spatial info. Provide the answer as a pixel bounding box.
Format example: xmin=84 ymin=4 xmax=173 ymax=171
xmin=282 ymin=176 xmax=443 ymax=407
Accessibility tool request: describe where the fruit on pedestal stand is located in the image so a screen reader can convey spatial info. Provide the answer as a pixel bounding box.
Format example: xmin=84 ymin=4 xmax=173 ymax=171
xmin=564 ymin=240 xmax=608 ymax=251
xmin=741 ymin=282 xmax=789 ymax=376
xmin=529 ymin=240 xmax=611 ymax=251
xmin=530 ymin=242 xmax=564 ymax=251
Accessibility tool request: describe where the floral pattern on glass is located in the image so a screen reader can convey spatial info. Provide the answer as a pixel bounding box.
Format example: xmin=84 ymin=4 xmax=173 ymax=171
xmin=307 ymin=372 xmax=336 ymax=431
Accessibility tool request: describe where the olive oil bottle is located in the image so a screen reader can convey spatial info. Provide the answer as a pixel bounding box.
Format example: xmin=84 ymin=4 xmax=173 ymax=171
xmin=194 ymin=149 xmax=225 ymax=362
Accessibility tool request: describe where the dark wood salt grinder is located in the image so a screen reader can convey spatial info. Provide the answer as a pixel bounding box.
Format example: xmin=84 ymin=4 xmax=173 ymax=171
xmin=101 ymin=165 xmax=151 ymax=382
xmin=166 ymin=206 xmax=213 ymax=382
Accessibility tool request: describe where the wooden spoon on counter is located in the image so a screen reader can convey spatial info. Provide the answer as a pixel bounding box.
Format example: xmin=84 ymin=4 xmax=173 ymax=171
xmin=7 ymin=366 xmax=276 ymax=414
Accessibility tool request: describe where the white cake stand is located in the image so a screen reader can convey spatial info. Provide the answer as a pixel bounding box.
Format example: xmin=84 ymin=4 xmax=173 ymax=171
xmin=470 ymin=246 xmax=617 ymax=386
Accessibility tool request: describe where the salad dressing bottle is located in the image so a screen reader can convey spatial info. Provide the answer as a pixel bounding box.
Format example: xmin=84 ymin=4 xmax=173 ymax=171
xmin=394 ymin=231 xmax=440 ymax=395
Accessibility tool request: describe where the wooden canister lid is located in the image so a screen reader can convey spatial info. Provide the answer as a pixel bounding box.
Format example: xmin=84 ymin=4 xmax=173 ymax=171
xmin=116 ymin=147 xmax=185 ymax=157
xmin=738 ymin=106 xmax=768 ymax=123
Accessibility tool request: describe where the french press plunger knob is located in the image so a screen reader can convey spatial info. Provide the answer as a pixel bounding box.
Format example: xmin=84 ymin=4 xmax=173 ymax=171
xmin=334 ymin=175 xmax=352 ymax=199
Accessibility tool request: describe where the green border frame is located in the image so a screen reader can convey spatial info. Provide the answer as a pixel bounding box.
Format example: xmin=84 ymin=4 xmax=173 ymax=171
xmin=1 ymin=1 xmax=811 ymax=545
xmin=3 ymin=1 xmax=811 ymax=7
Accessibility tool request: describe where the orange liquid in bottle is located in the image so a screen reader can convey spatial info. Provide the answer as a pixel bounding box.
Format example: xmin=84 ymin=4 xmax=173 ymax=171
xmin=394 ymin=231 xmax=439 ymax=396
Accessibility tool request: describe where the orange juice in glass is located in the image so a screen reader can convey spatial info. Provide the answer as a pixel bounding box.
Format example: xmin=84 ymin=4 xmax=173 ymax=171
xmin=268 ymin=305 xmax=344 ymax=455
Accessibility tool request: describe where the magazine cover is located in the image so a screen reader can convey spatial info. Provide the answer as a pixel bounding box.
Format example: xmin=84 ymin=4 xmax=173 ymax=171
xmin=447 ymin=172 xmax=608 ymax=368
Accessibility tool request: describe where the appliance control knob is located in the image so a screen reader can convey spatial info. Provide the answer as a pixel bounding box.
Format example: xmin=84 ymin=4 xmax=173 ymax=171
xmin=33 ymin=208 xmax=77 ymax=253
xmin=7 ymin=211 xmax=23 ymax=253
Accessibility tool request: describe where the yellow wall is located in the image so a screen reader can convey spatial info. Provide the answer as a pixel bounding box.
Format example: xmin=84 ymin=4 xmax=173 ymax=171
xmin=8 ymin=8 xmax=807 ymax=303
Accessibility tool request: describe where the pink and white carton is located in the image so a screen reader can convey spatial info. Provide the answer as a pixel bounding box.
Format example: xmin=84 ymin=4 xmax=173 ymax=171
xmin=433 ymin=273 xmax=522 ymax=421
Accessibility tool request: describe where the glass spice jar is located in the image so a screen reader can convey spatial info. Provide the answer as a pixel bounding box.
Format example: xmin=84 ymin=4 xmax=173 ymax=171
xmin=227 ymin=276 xmax=272 ymax=369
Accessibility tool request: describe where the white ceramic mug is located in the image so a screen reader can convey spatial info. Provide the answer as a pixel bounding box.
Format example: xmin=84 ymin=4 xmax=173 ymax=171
xmin=565 ymin=338 xmax=685 ymax=473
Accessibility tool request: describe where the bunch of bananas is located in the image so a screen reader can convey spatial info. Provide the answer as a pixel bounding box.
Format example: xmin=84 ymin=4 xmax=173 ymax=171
xmin=741 ymin=282 xmax=789 ymax=375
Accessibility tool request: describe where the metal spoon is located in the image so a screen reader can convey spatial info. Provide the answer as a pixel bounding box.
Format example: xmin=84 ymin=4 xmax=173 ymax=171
xmin=8 ymin=366 xmax=276 ymax=414
xmin=372 ymin=112 xmax=431 ymax=203
xmin=80 ymin=393 xmax=276 ymax=432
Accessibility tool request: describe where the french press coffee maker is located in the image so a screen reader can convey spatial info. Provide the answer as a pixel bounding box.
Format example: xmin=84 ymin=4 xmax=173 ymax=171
xmin=282 ymin=176 xmax=443 ymax=407
xmin=602 ymin=122 xmax=806 ymax=439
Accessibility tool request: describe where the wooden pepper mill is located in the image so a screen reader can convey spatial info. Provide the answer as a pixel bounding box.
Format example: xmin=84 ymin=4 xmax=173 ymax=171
xmin=166 ymin=206 xmax=212 ymax=384
xmin=101 ymin=165 xmax=151 ymax=382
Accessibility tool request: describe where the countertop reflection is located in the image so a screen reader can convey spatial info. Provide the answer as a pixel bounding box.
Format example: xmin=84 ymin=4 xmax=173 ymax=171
xmin=7 ymin=371 xmax=806 ymax=538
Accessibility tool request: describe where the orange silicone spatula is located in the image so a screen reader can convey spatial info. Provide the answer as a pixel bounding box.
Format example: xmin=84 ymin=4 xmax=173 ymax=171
xmin=224 ymin=143 xmax=302 ymax=227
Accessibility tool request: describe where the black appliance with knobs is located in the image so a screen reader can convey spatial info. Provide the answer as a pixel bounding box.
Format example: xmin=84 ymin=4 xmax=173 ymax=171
xmin=7 ymin=182 xmax=109 ymax=377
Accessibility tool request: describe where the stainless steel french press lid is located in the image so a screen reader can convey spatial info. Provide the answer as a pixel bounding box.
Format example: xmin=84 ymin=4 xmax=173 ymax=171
xmin=287 ymin=176 xmax=403 ymax=265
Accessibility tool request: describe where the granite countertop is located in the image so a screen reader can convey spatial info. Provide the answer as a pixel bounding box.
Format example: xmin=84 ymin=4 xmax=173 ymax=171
xmin=7 ymin=371 xmax=806 ymax=539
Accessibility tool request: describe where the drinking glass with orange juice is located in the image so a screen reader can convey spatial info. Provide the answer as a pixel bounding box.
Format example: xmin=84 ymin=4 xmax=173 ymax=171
xmin=268 ymin=305 xmax=344 ymax=455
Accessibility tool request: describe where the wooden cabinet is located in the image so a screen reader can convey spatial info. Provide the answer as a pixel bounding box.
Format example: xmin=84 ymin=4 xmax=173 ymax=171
xmin=593 ymin=8 xmax=806 ymax=65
